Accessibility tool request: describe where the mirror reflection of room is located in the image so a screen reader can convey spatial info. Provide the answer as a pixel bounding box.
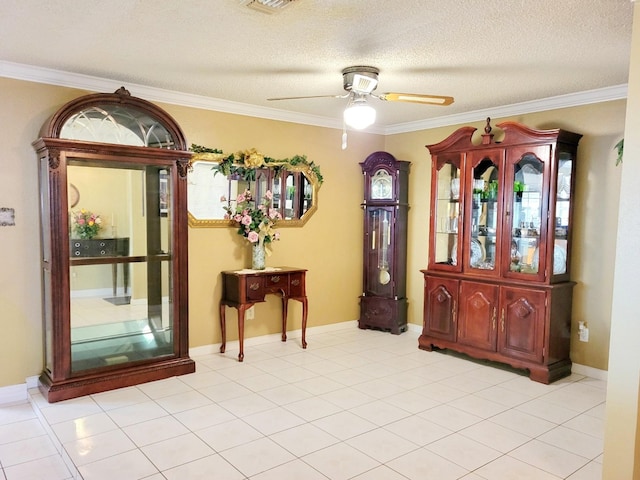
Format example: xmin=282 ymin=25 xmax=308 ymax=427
xmin=187 ymin=159 xmax=317 ymax=226
xmin=67 ymin=163 xmax=173 ymax=372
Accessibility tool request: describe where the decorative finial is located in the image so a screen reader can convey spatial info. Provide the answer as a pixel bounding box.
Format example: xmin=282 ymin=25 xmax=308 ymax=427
xmin=484 ymin=117 xmax=492 ymax=134
xmin=114 ymin=86 xmax=131 ymax=96
xmin=480 ymin=117 xmax=495 ymax=145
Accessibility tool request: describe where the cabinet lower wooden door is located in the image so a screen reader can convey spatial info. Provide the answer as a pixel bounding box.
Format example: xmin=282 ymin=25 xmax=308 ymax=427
xmin=458 ymin=281 xmax=499 ymax=351
xmin=498 ymin=286 xmax=546 ymax=363
xmin=422 ymin=276 xmax=458 ymax=341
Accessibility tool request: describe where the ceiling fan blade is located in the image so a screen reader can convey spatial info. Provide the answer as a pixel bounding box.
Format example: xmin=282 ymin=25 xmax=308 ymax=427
xmin=377 ymin=92 xmax=454 ymax=106
xmin=267 ymin=94 xmax=349 ymax=101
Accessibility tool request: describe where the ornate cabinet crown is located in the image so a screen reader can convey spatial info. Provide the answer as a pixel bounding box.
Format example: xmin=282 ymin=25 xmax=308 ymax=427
xmin=420 ymin=119 xmax=581 ymax=383
xmin=359 ymin=151 xmax=410 ymax=334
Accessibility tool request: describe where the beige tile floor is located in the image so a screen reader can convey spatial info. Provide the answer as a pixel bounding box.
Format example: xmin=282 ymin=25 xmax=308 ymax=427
xmin=0 ymin=326 xmax=605 ymax=479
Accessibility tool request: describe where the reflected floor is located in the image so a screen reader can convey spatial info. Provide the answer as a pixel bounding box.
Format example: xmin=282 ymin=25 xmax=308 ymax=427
xmin=70 ymin=296 xmax=172 ymax=372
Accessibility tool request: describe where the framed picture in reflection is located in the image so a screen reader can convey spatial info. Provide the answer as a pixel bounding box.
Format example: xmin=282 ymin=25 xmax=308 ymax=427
xmin=159 ymin=170 xmax=168 ymax=217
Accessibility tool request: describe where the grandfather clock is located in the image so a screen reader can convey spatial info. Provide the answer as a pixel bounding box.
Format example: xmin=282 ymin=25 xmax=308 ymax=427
xmin=359 ymin=151 xmax=410 ymax=334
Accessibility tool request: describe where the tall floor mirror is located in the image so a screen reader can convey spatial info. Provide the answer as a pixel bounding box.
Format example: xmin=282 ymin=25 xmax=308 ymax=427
xmin=34 ymin=87 xmax=195 ymax=402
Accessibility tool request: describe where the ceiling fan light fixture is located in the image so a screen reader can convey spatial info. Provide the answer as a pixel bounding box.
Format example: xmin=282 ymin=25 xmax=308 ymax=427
xmin=344 ymin=96 xmax=376 ymax=130
xmin=351 ymin=73 xmax=378 ymax=94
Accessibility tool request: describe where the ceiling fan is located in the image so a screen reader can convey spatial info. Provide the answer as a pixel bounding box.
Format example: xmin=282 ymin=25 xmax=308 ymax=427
xmin=267 ymin=66 xmax=454 ymax=131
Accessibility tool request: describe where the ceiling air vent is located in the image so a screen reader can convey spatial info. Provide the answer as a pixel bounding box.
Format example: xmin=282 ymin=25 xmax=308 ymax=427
xmin=240 ymin=0 xmax=298 ymax=14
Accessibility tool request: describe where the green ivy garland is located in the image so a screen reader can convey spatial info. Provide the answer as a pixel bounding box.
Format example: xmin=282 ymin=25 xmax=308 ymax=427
xmin=190 ymin=144 xmax=324 ymax=184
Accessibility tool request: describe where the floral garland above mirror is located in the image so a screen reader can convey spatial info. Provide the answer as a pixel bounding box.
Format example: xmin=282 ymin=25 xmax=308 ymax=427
xmin=189 ymin=144 xmax=323 ymax=185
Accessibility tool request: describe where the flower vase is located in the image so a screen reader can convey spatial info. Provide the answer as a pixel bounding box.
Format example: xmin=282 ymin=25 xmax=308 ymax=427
xmin=251 ymin=242 xmax=266 ymax=270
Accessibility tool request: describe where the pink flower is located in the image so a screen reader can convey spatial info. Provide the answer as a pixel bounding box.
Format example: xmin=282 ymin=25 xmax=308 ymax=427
xmin=220 ymin=195 xmax=227 ymax=202
xmin=274 ymin=232 xmax=280 ymax=241
xmin=77 ymin=218 xmax=85 ymax=225
xmin=221 ymin=189 xmax=281 ymax=244
xmin=268 ymin=208 xmax=280 ymax=220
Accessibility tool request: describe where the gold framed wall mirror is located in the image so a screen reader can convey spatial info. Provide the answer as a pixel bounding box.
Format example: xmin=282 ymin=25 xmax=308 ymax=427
xmin=187 ymin=152 xmax=322 ymax=227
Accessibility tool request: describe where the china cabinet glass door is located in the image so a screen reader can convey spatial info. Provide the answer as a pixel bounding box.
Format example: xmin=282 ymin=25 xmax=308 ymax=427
xmin=68 ymin=162 xmax=174 ymax=373
xmin=505 ymin=152 xmax=545 ymax=277
xmin=553 ymin=153 xmax=573 ymax=277
xmin=433 ymin=157 xmax=461 ymax=267
xmin=467 ymin=153 xmax=502 ymax=273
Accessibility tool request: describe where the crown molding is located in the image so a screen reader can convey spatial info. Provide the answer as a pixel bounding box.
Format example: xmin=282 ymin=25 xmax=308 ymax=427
xmin=0 ymin=60 xmax=627 ymax=135
xmin=384 ymin=84 xmax=628 ymax=134
xmin=0 ymin=60 xmax=343 ymax=129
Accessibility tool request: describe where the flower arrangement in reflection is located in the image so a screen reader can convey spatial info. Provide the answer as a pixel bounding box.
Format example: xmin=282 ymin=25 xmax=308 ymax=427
xmin=71 ymin=209 xmax=102 ymax=239
xmin=222 ymin=189 xmax=281 ymax=250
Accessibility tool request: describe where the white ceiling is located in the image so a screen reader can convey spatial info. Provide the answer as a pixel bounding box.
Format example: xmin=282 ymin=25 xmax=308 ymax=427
xmin=0 ymin=0 xmax=634 ymax=133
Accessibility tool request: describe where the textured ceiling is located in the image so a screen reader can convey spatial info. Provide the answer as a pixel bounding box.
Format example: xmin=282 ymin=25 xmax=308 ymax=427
xmin=0 ymin=0 xmax=634 ymax=130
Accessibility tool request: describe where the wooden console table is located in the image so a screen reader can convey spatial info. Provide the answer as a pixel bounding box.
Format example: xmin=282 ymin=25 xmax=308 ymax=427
xmin=219 ymin=267 xmax=308 ymax=362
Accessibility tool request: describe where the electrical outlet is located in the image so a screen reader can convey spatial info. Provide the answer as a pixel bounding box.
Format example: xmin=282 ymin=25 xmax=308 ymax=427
xmin=245 ymin=307 xmax=255 ymax=320
xmin=578 ymin=321 xmax=589 ymax=342
xmin=579 ymin=326 xmax=589 ymax=342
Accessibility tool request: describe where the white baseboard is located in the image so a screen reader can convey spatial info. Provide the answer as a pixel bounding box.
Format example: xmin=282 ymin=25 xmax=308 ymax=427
xmin=0 ymin=383 xmax=29 ymax=405
xmin=189 ymin=320 xmax=358 ymax=357
xmin=571 ymin=362 xmax=608 ymax=381
xmin=407 ymin=323 xmax=422 ymax=334
xmin=25 ymin=375 xmax=39 ymax=389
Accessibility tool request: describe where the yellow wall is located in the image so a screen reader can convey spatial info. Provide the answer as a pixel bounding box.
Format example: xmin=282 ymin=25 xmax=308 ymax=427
xmin=602 ymin=3 xmax=640 ymax=478
xmin=166 ymin=103 xmax=384 ymax=347
xmin=0 ymin=80 xmax=93 ymax=387
xmin=0 ymin=75 xmax=626 ymax=389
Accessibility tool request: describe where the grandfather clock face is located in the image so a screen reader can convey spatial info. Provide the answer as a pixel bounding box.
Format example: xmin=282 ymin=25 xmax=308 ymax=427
xmin=370 ymin=169 xmax=393 ymax=200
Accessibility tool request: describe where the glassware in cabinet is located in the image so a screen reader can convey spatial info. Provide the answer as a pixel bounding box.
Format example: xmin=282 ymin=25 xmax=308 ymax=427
xmin=432 ymin=157 xmax=462 ymax=268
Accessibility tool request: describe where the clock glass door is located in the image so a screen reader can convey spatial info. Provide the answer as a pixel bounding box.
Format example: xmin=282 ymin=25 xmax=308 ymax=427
xmin=365 ymin=207 xmax=394 ymax=296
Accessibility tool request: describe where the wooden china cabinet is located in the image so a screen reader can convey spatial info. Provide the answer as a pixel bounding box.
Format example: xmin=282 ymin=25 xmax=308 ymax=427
xmin=33 ymin=88 xmax=195 ymax=402
xmin=359 ymin=151 xmax=410 ymax=334
xmin=420 ymin=119 xmax=581 ymax=383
